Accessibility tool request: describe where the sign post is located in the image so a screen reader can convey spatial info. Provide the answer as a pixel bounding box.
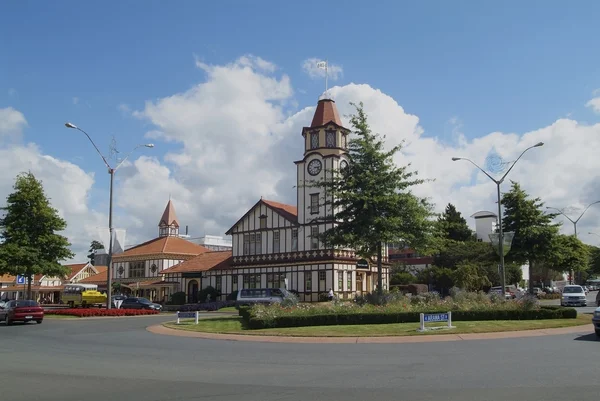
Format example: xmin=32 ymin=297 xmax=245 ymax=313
xmin=418 ymin=312 xmax=454 ymax=332
xmin=177 ymin=311 xmax=199 ymax=325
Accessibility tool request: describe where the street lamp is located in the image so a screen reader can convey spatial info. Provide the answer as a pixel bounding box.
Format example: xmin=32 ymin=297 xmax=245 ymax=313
xmin=589 ymin=232 xmax=600 ymax=240
xmin=65 ymin=122 xmax=154 ymax=308
xmin=546 ymin=201 xmax=600 ymax=284
xmin=452 ymin=142 xmax=544 ymax=296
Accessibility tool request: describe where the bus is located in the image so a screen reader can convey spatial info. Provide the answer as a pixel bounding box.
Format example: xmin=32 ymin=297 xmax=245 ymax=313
xmin=62 ymin=284 xmax=107 ymax=308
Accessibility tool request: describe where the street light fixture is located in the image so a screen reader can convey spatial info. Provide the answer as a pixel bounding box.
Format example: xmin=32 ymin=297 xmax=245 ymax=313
xmin=589 ymin=232 xmax=600 ymax=239
xmin=546 ymin=201 xmax=600 ymax=284
xmin=452 ymin=142 xmax=544 ymax=296
xmin=65 ymin=122 xmax=154 ymax=308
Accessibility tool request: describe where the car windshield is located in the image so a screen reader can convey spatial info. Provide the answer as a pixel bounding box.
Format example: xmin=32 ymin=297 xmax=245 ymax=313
xmin=563 ymin=286 xmax=583 ymax=293
xmin=138 ymin=298 xmax=151 ymax=304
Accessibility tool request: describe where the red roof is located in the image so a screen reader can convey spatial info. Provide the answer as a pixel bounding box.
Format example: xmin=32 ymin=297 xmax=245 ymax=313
xmin=262 ymin=199 xmax=298 ymax=223
xmin=113 ymin=236 xmax=209 ymax=259
xmin=159 ymin=200 xmax=179 ymax=227
xmin=310 ymin=98 xmax=343 ymax=128
xmin=161 ymin=251 xmax=233 ymax=274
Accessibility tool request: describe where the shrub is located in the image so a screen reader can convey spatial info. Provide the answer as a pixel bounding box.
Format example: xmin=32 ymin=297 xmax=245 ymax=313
xmin=45 ymin=308 xmax=160 ymax=317
xmin=539 ymin=293 xmax=561 ymax=300
xmin=393 ymin=284 xmax=428 ymax=295
xmin=226 ymin=290 xmax=238 ymax=301
xmin=179 ymin=300 xmax=235 ymax=312
xmin=169 ymin=292 xmax=186 ymax=305
xmin=198 ymin=286 xmax=220 ymax=302
xmin=281 ymin=293 xmax=300 ymax=308
xmin=318 ymin=293 xmax=330 ymax=302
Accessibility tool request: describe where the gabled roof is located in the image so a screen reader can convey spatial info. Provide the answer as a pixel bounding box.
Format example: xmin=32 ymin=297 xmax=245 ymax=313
xmin=310 ymin=98 xmax=343 ymax=128
xmin=161 ymin=251 xmax=233 ymax=274
xmin=225 ymin=198 xmax=298 ymax=235
xmin=65 ymin=263 xmax=89 ymax=280
xmin=0 ymin=274 xmax=15 ymax=283
xmin=78 ymin=266 xmax=108 ymax=284
xmin=113 ymin=236 xmax=209 ymax=259
xmin=159 ymin=200 xmax=179 ymax=227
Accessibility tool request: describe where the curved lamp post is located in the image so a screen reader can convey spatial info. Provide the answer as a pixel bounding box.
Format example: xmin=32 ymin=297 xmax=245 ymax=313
xmin=65 ymin=122 xmax=154 ymax=308
xmin=546 ymin=201 xmax=600 ymax=284
xmin=452 ymin=142 xmax=544 ymax=295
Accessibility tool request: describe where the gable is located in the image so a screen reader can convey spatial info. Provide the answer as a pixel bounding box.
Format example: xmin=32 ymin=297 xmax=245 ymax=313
xmin=225 ymin=199 xmax=298 ymax=235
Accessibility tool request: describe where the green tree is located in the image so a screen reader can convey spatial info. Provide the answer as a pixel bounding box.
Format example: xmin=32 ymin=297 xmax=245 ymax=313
xmin=505 ymin=263 xmax=523 ymax=286
xmin=433 ymin=240 xmax=497 ymax=270
xmin=311 ymin=103 xmax=434 ymax=295
xmin=87 ymin=240 xmax=105 ymax=265
xmin=453 ymin=262 xmax=491 ymax=291
xmin=501 ymin=181 xmax=560 ymax=293
xmin=437 ymin=203 xmax=473 ymax=242
xmin=548 ymin=234 xmax=590 ymax=283
xmin=588 ymin=245 xmax=600 ymax=276
xmin=0 ymin=172 xmax=74 ymax=298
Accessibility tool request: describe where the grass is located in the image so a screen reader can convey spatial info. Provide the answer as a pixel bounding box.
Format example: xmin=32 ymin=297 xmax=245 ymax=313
xmin=216 ymin=307 xmax=237 ymax=312
xmin=44 ymin=314 xmax=79 ymax=319
xmin=163 ymin=314 xmax=592 ymax=337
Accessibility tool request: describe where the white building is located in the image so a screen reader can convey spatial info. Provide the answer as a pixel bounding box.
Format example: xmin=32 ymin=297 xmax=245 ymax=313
xmin=162 ymin=96 xmax=390 ymax=302
xmin=470 ymin=211 xmax=498 ymax=242
xmin=189 ymin=235 xmax=232 ymax=251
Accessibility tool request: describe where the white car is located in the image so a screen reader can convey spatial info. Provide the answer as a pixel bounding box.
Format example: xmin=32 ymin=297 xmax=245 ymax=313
xmin=593 ymin=307 xmax=600 ymax=338
xmin=561 ymin=285 xmax=587 ymax=307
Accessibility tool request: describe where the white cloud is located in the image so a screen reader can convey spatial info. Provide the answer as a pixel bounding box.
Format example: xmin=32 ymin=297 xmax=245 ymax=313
xmin=4 ymin=55 xmax=600 ymax=265
xmin=72 ymin=97 xmax=79 ymax=105
xmin=0 ymin=107 xmax=27 ymax=140
xmin=118 ymin=103 xmax=131 ymax=116
xmin=302 ymin=58 xmax=343 ymax=81
xmin=586 ymin=96 xmax=600 ymax=114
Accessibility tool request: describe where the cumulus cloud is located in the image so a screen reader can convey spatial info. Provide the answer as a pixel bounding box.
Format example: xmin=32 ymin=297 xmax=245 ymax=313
xmin=3 ymin=55 xmax=600 ymax=263
xmin=302 ymin=58 xmax=343 ymax=81
xmin=586 ymin=96 xmax=600 ymax=114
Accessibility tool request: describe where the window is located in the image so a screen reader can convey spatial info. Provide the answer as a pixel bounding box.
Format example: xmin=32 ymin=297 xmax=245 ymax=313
xmin=129 ymin=262 xmax=145 ymax=278
xmin=311 ymin=226 xmax=319 ymax=250
xmin=338 ymin=272 xmax=343 ymax=292
xmin=215 ymin=276 xmax=222 ymax=292
xmin=310 ymin=194 xmax=319 ymax=214
xmin=245 ymin=233 xmax=262 ymax=255
xmin=342 ymin=134 xmax=347 ymax=149
xmin=318 ymin=271 xmax=326 ymax=292
xmin=347 ymin=272 xmax=352 ymax=292
xmin=311 ymin=132 xmax=319 ymax=149
xmin=291 ymin=229 xmax=298 ymax=251
xmin=273 ymin=231 xmax=280 ymax=253
xmin=243 ymin=274 xmax=260 ymax=289
xmin=267 ymin=273 xmax=284 ymax=288
xmin=305 ymin=273 xmax=312 ymax=292
xmin=232 ymin=275 xmax=238 ymax=291
xmin=259 ymin=215 xmax=267 ymax=229
xmin=325 ymin=130 xmax=336 ymax=147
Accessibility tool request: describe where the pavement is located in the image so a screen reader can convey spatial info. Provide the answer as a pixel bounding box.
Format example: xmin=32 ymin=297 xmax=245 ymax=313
xmin=1 ymin=306 xmax=599 ymax=401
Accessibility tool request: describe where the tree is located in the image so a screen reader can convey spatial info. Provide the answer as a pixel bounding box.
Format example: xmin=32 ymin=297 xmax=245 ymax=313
xmin=0 ymin=172 xmax=74 ymax=298
xmin=437 ymin=203 xmax=473 ymax=242
xmin=505 ymin=263 xmax=523 ymax=286
xmin=501 ymin=181 xmax=560 ymax=293
xmin=588 ymin=245 xmax=600 ymax=277
xmin=433 ymin=240 xmax=497 ymax=270
xmin=547 ymin=234 xmax=590 ymax=283
xmin=453 ymin=262 xmax=491 ymax=291
xmin=312 ymin=103 xmax=434 ymax=295
xmin=88 ymin=240 xmax=105 ymax=265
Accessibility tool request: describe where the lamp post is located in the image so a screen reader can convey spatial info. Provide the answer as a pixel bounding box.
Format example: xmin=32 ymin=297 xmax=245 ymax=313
xmin=452 ymin=142 xmax=544 ymax=296
xmin=546 ymin=201 xmax=600 ymax=284
xmin=65 ymin=122 xmax=154 ymax=308
xmin=589 ymin=232 xmax=600 ymax=240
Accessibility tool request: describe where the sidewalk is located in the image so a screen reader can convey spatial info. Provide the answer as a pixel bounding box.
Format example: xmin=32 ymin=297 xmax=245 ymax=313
xmin=147 ymin=323 xmax=593 ymax=344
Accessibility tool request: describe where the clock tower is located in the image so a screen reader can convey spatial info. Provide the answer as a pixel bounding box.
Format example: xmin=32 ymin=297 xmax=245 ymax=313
xmin=295 ymin=95 xmax=350 ymax=251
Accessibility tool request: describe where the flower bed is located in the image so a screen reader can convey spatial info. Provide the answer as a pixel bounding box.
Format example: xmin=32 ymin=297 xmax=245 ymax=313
xmin=45 ymin=308 xmax=160 ymax=317
xmin=240 ymin=291 xmax=578 ymax=329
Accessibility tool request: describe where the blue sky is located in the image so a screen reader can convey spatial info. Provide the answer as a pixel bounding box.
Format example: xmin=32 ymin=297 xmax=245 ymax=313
xmin=2 ymin=1 xmax=600 ymax=256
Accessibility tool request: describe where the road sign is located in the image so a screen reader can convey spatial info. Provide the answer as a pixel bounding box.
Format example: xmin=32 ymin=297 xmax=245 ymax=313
xmin=418 ymin=312 xmax=455 ymax=332
xmin=16 ymin=275 xmax=25 ymax=285
xmin=177 ymin=311 xmax=199 ymax=324
xmin=114 ymin=300 xmax=124 ymax=309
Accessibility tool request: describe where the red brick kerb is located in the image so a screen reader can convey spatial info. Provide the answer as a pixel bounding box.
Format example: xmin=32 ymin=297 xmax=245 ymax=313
xmin=147 ymin=323 xmax=593 ymax=344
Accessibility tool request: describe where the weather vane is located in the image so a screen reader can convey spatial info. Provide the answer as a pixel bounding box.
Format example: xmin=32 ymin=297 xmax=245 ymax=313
xmin=317 ymin=59 xmax=329 ymax=96
xmin=484 ymin=146 xmax=512 ymax=174
xmin=108 ymin=136 xmax=121 ymax=163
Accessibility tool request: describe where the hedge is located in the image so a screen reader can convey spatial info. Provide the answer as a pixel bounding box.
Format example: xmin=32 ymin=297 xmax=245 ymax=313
xmin=243 ymin=305 xmax=577 ymax=329
xmin=179 ymin=300 xmax=235 ymax=312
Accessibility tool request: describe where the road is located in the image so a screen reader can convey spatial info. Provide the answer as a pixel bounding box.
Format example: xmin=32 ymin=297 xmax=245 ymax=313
xmin=541 ymin=289 xmax=599 ymax=314
xmin=0 ymin=310 xmax=598 ymax=401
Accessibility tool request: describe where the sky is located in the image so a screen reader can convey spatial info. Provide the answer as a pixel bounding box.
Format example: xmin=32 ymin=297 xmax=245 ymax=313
xmin=1 ymin=0 xmax=600 ymax=262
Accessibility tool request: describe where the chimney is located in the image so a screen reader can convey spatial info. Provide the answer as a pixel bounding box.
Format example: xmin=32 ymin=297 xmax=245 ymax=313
xmin=185 ymin=225 xmax=189 ymax=235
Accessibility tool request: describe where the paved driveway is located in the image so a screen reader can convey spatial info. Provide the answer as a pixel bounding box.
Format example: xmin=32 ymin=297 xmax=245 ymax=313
xmin=0 ymin=312 xmax=598 ymax=401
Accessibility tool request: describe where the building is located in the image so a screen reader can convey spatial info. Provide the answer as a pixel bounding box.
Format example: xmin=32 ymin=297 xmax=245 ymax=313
xmin=471 ymin=211 xmax=498 ymax=242
xmin=111 ymin=200 xmax=210 ymax=302
xmin=162 ymin=95 xmax=390 ymax=302
xmin=188 ymin=235 xmax=232 ymax=251
xmin=388 ymin=247 xmax=433 ymax=272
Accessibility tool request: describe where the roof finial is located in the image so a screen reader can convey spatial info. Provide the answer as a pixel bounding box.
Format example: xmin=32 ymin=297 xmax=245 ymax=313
xmin=316 ymin=59 xmax=329 ymax=97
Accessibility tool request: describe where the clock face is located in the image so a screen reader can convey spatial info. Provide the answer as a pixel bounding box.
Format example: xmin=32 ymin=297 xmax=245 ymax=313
xmin=340 ymin=160 xmax=348 ymax=169
xmin=307 ymin=159 xmax=322 ymax=176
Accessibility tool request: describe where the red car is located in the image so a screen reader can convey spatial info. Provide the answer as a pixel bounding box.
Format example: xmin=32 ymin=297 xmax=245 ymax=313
xmin=0 ymin=300 xmax=44 ymax=325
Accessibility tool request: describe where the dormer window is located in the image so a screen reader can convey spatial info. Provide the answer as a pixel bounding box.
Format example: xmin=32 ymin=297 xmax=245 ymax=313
xmin=326 ymin=130 xmax=336 ymax=147
xmin=310 ymin=132 xmax=319 ymax=149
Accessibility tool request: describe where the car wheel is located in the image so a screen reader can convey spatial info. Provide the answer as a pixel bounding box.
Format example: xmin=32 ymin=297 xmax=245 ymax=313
xmin=596 ymin=329 xmax=600 ymax=338
xmin=36 ymin=320 xmax=42 ymax=324
xmin=6 ymin=319 xmax=12 ymax=326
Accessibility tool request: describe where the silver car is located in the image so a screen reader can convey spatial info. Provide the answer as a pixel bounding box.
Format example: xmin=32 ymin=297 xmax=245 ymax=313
xmin=561 ymin=285 xmax=587 ymax=307
xmin=235 ymin=288 xmax=292 ymax=309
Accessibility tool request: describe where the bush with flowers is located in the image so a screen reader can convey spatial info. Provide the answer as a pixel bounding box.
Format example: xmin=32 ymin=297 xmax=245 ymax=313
xmin=242 ymin=289 xmax=576 ymax=329
xmin=45 ymin=308 xmax=160 ymax=317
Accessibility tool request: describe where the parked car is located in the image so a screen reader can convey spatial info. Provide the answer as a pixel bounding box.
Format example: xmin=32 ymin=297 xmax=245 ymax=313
xmin=0 ymin=300 xmax=44 ymax=325
xmin=592 ymin=307 xmax=600 ymax=338
xmin=235 ymin=288 xmax=293 ymax=309
xmin=596 ymin=290 xmax=600 ymax=307
xmin=561 ymin=285 xmax=587 ymax=307
xmin=119 ymin=297 xmax=162 ymax=311
xmin=489 ymin=286 xmax=514 ymax=299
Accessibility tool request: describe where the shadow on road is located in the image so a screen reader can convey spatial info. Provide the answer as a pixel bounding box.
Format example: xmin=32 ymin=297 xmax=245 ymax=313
xmin=573 ymin=333 xmax=599 ymax=342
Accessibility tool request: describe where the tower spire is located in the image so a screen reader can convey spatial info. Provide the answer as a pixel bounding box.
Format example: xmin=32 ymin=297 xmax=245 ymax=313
xmin=158 ymin=199 xmax=180 ymax=237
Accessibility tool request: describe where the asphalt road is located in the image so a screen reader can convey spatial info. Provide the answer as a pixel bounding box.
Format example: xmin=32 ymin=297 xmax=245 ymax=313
xmin=542 ymin=290 xmax=599 ymax=313
xmin=0 ymin=310 xmax=599 ymax=401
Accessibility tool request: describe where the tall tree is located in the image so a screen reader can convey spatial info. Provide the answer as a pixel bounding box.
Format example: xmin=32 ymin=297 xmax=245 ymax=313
xmin=437 ymin=203 xmax=473 ymax=242
xmin=312 ymin=102 xmax=434 ymax=295
xmin=0 ymin=172 xmax=74 ymax=298
xmin=88 ymin=240 xmax=105 ymax=265
xmin=588 ymin=245 xmax=600 ymax=277
xmin=547 ymin=234 xmax=590 ymax=283
xmin=501 ymin=181 xmax=559 ymax=293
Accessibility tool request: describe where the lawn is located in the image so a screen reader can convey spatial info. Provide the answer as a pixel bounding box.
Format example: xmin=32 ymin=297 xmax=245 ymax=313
xmin=164 ymin=314 xmax=592 ymax=337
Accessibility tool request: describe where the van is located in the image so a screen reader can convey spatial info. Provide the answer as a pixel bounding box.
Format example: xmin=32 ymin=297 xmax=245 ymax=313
xmin=235 ymin=288 xmax=291 ymax=309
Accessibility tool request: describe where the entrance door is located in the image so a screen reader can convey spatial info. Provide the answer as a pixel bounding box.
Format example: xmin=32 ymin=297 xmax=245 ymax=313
xmin=356 ymin=274 xmax=363 ymax=296
xmin=187 ymin=280 xmax=199 ymax=303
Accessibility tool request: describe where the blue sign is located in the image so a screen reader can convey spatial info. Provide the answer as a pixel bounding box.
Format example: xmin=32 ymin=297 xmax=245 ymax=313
xmin=423 ymin=313 xmax=449 ymax=322
xmin=16 ymin=275 xmax=25 ymax=285
xmin=177 ymin=312 xmax=197 ymax=319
